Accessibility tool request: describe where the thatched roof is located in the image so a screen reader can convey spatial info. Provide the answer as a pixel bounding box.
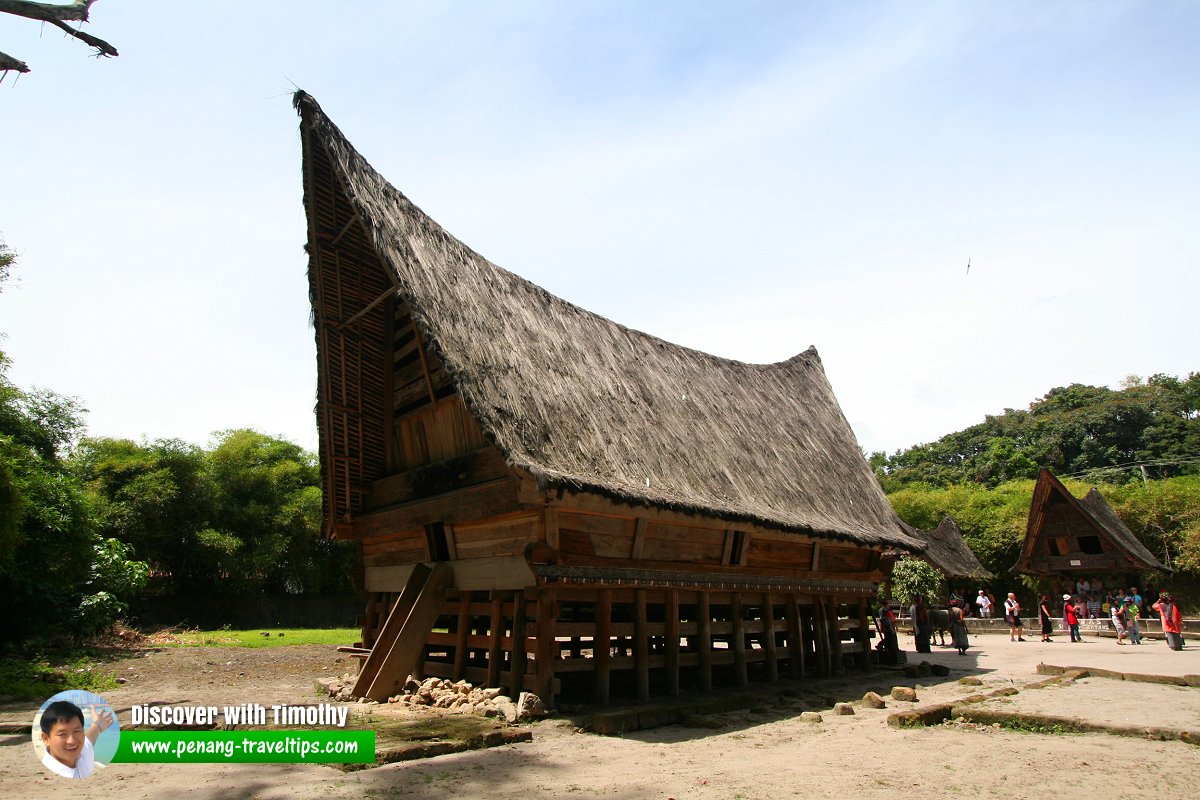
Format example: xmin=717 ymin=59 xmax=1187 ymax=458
xmin=294 ymin=92 xmax=920 ymax=552
xmin=900 ymin=516 xmax=992 ymax=580
xmin=1016 ymin=469 xmax=1167 ymax=573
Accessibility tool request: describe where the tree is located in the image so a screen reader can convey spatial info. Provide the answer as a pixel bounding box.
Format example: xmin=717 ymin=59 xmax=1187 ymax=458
xmin=886 ymin=556 xmax=945 ymax=607
xmin=0 ymin=0 xmax=118 ymax=77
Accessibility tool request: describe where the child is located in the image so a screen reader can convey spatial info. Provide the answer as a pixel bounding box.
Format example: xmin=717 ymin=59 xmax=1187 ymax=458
xmin=39 ymin=700 xmax=112 ymax=779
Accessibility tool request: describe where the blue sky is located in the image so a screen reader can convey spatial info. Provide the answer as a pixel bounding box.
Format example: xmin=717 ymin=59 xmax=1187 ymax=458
xmin=1 ymin=1 xmax=1197 ymax=457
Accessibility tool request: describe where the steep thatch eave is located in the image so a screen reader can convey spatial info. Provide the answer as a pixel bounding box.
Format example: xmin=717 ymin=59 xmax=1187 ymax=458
xmin=294 ymin=90 xmax=920 ymax=553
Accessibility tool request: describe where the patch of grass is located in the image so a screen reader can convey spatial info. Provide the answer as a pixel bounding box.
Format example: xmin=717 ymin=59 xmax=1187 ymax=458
xmin=0 ymin=653 xmax=119 ymax=701
xmin=157 ymin=627 xmax=358 ymax=648
xmin=992 ymin=716 xmax=1085 ymax=736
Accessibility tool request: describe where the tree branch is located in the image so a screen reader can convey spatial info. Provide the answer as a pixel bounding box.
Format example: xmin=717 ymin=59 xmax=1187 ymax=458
xmin=0 ymin=0 xmax=97 ymax=23
xmin=1 ymin=1 xmax=117 ymax=72
xmin=0 ymin=49 xmax=31 ymax=74
xmin=48 ymin=16 xmax=117 ymax=58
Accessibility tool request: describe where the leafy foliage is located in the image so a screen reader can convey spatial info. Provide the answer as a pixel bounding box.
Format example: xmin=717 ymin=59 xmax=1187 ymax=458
xmin=886 ymin=556 xmax=946 ymax=606
xmin=874 ymin=373 xmax=1200 ymax=490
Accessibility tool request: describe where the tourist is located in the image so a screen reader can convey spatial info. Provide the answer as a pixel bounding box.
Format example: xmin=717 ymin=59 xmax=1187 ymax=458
xmin=1130 ymin=587 xmax=1143 ymax=617
xmin=948 ymin=599 xmax=969 ymax=655
xmin=911 ymin=596 xmax=932 ymax=654
xmin=1004 ymin=592 xmax=1025 ymax=641
xmin=1152 ymin=592 xmax=1184 ymax=651
xmin=875 ymin=601 xmax=900 ymax=664
xmin=1101 ymin=593 xmax=1112 ymax=617
xmin=1112 ymin=597 xmax=1129 ymax=645
xmin=1038 ymin=594 xmax=1054 ymax=642
xmin=1086 ymin=594 xmax=1100 ymax=619
xmin=1063 ymin=594 xmax=1081 ymax=642
xmin=1126 ymin=596 xmax=1143 ymax=644
xmin=976 ymin=590 xmax=992 ymax=619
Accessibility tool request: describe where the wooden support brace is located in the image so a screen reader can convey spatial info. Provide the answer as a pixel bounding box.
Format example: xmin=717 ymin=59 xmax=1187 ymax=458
xmin=363 ymin=562 xmax=452 ymax=701
xmin=856 ymin=597 xmax=873 ymax=672
xmin=452 ymin=592 xmax=471 ymax=681
xmin=826 ymin=596 xmax=844 ymax=675
xmin=785 ymin=593 xmax=805 ymax=679
xmin=353 ymin=567 xmax=429 ymax=695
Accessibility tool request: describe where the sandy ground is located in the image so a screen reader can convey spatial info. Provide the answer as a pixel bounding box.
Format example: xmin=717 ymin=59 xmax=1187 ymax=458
xmin=2 ymin=631 xmax=1198 ymax=799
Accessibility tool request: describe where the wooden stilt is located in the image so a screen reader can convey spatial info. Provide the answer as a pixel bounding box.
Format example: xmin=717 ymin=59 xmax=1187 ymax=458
xmin=594 ymin=589 xmax=612 ymax=703
xmin=813 ymin=597 xmax=831 ymax=677
xmin=785 ymin=593 xmax=804 ymax=679
xmin=635 ymin=589 xmax=650 ymax=700
xmin=762 ymin=592 xmax=778 ymax=682
xmin=535 ymin=589 xmax=557 ymax=704
xmin=665 ymin=589 xmax=680 ymax=697
xmin=697 ymin=592 xmax=713 ymax=692
xmin=508 ymin=590 xmax=528 ymax=698
xmin=487 ymin=594 xmax=503 ymax=689
xmin=731 ymin=593 xmax=748 ymax=687
xmin=452 ymin=592 xmax=471 ymax=680
xmin=827 ymin=596 xmax=844 ymax=675
xmin=856 ymin=597 xmax=873 ymax=672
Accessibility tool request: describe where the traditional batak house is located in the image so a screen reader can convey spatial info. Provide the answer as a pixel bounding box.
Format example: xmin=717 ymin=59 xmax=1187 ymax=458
xmin=293 ymin=92 xmax=922 ymax=705
xmin=1016 ymin=469 xmax=1168 ymax=594
xmin=900 ymin=516 xmax=992 ymax=583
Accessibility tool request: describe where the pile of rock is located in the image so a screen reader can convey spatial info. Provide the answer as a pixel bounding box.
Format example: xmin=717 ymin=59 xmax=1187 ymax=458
xmin=315 ymin=674 xmax=546 ymax=723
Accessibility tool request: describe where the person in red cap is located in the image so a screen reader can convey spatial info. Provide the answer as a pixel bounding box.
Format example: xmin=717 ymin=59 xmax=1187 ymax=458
xmin=1063 ymin=594 xmax=1081 ymax=642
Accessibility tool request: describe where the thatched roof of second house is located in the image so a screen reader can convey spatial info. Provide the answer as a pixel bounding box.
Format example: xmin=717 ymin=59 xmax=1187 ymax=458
xmin=295 ymin=91 xmax=921 ymax=552
xmin=900 ymin=516 xmax=992 ymax=579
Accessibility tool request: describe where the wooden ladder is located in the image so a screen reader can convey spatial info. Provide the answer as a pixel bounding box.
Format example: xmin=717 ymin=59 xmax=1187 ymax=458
xmin=352 ymin=562 xmax=452 ymax=701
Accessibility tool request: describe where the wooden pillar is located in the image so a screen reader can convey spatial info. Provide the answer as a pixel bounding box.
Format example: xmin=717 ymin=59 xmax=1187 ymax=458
xmin=813 ymin=598 xmax=831 ymax=677
xmin=826 ymin=596 xmax=844 ymax=675
xmin=665 ymin=589 xmax=680 ymax=697
xmin=634 ymin=589 xmax=650 ymax=700
xmin=763 ymin=591 xmax=779 ymax=682
xmin=785 ymin=594 xmax=804 ymax=679
xmin=594 ymin=589 xmax=612 ymax=703
xmin=856 ymin=597 xmax=873 ymax=672
xmin=508 ymin=590 xmax=528 ymax=698
xmin=487 ymin=594 xmax=503 ymax=689
xmin=731 ymin=593 xmax=748 ymax=688
xmin=535 ymin=589 xmax=557 ymax=703
xmin=697 ymin=591 xmax=713 ymax=692
xmin=452 ymin=592 xmax=471 ymax=680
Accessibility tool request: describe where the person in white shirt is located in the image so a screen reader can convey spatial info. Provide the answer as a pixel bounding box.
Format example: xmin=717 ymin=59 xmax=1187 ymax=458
xmin=39 ymin=700 xmax=112 ymax=779
xmin=976 ymin=590 xmax=992 ymax=619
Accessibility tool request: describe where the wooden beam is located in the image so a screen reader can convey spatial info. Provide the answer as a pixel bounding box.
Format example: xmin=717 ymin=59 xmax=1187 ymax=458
xmin=363 ymin=562 xmax=451 ymax=701
xmin=630 ymin=517 xmax=648 ymax=560
xmin=813 ymin=597 xmax=830 ymax=678
xmin=634 ymin=589 xmax=650 ymax=700
xmin=665 ymin=589 xmax=680 ymax=697
xmin=811 ymin=542 xmax=822 ymax=571
xmin=697 ymin=592 xmax=713 ymax=692
xmin=594 ymin=589 xmax=612 ymax=703
xmin=544 ymin=506 xmax=560 ymax=551
xmin=721 ymin=530 xmax=735 ymax=566
xmin=411 ymin=322 xmax=438 ymax=406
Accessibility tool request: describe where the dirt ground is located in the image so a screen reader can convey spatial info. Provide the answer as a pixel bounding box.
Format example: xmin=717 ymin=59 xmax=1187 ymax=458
xmin=2 ymin=631 xmax=1198 ymax=800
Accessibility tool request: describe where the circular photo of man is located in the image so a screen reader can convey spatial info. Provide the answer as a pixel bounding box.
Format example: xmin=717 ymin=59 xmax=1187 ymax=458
xmin=32 ymin=690 xmax=120 ymax=779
